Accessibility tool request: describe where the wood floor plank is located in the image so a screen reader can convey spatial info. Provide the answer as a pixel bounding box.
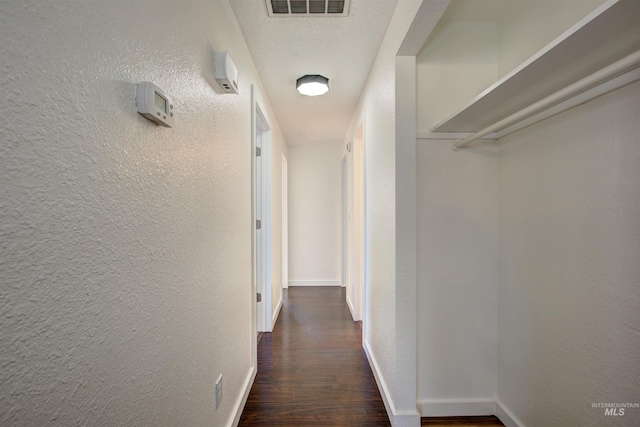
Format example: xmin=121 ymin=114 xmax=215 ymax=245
xmin=238 ymin=287 xmax=504 ymax=427
xmin=421 ymin=416 xmax=504 ymax=426
xmin=238 ymin=287 xmax=391 ymax=426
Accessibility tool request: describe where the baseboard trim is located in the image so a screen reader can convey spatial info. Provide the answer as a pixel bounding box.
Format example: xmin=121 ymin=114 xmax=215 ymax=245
xmin=230 ymin=366 xmax=256 ymax=427
xmin=272 ymin=296 xmax=283 ymax=328
xmin=363 ymin=339 xmax=394 ymax=420
xmin=418 ymin=400 xmax=496 ymax=417
xmin=288 ymin=280 xmax=342 ymax=287
xmin=495 ymin=400 xmax=524 ymax=427
xmin=346 ymin=295 xmax=355 ymax=319
xmin=363 ymin=340 xmax=421 ymax=427
xmin=417 ymin=399 xmax=523 ymax=427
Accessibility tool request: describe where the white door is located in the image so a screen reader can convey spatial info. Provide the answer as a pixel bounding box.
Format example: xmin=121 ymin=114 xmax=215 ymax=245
xmin=353 ymin=125 xmax=364 ymax=322
xmin=255 ymin=125 xmax=264 ymax=331
xmin=254 ymin=104 xmax=272 ymax=333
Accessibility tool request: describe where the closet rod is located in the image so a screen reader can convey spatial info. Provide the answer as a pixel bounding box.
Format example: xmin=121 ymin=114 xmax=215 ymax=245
xmin=452 ymin=49 xmax=640 ymax=151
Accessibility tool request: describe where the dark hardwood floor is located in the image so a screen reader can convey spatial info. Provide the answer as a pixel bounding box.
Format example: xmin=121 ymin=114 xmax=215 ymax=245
xmin=239 ymin=287 xmax=390 ymax=426
xmin=421 ymin=416 xmax=504 ymax=426
xmin=238 ymin=287 xmax=504 ymax=427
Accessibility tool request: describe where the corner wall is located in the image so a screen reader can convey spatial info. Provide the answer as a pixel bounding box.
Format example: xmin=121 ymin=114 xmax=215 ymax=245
xmin=414 ymin=76 xmax=640 ymax=425
xmin=497 ymin=80 xmax=640 ymax=427
xmin=269 ymin=126 xmax=288 ymax=326
xmin=415 ymin=140 xmax=498 ymax=415
xmin=345 ymin=1 xmax=425 ymax=425
xmin=415 ymin=1 xmax=499 ymax=413
xmin=0 ymin=1 xmax=286 ymax=426
xmin=345 ymin=127 xmax=365 ymax=320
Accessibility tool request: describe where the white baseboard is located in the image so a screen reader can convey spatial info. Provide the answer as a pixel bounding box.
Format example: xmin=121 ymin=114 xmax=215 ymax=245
xmin=390 ymin=411 xmax=422 ymax=427
xmin=346 ymin=295 xmax=355 ymax=319
xmin=230 ymin=366 xmax=256 ymax=427
xmin=417 ymin=399 xmax=523 ymax=427
xmin=288 ymin=280 xmax=342 ymax=287
xmin=418 ymin=400 xmax=496 ymax=417
xmin=363 ymin=340 xmax=421 ymax=427
xmin=272 ymin=296 xmax=282 ymax=328
xmin=496 ymin=400 xmax=525 ymax=427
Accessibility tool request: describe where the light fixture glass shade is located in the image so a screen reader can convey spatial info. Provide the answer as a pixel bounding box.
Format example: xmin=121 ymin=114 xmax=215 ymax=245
xmin=296 ymin=74 xmax=329 ymax=96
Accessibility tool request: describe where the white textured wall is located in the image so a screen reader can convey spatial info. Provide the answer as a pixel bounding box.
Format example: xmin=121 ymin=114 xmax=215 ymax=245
xmin=415 ymin=7 xmax=499 ymax=413
xmin=416 ymin=20 xmax=497 ymax=130
xmin=0 ymin=1 xmax=286 ymax=426
xmin=415 ymin=14 xmax=500 ymax=411
xmin=496 ymin=0 xmax=605 ymax=79
xmin=416 ymin=140 xmax=498 ymax=412
xmin=345 ymin=1 xmax=424 ymax=422
xmin=287 ymin=143 xmax=342 ymax=285
xmin=497 ymin=81 xmax=640 ymax=427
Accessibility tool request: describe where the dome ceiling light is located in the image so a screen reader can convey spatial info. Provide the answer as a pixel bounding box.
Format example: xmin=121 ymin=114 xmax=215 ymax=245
xmin=296 ymin=74 xmax=330 ymax=96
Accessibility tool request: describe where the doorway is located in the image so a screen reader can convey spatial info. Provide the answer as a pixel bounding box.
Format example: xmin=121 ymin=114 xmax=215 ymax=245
xmin=345 ymin=123 xmax=365 ymax=321
xmin=341 ymin=156 xmax=347 ymax=289
xmin=282 ymin=153 xmax=288 ymax=290
xmin=252 ymin=90 xmax=272 ymax=336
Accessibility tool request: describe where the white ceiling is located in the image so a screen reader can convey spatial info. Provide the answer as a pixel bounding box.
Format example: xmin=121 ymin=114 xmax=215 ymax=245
xmin=231 ymin=0 xmax=399 ymax=146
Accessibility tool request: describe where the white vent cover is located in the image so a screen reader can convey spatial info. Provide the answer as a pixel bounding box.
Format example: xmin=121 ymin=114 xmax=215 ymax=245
xmin=266 ymin=0 xmax=350 ymax=17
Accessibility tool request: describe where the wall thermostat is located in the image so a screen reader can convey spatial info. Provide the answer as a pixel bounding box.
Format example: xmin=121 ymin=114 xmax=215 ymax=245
xmin=214 ymin=51 xmax=239 ymax=94
xmin=136 ymin=82 xmax=174 ymax=127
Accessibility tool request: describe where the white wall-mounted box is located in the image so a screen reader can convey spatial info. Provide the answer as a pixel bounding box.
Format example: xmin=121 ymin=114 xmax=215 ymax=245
xmin=214 ymin=51 xmax=239 ymax=94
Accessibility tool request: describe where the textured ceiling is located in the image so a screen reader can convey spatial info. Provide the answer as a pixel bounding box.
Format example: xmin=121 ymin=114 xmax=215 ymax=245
xmin=231 ymin=0 xmax=398 ymax=146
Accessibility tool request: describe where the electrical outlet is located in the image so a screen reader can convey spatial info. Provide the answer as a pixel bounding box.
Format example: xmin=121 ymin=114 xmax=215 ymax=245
xmin=215 ymin=375 xmax=223 ymax=409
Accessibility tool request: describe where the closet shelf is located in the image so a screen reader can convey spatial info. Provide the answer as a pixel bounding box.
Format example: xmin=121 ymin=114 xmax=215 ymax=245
xmin=430 ymin=0 xmax=640 ymax=134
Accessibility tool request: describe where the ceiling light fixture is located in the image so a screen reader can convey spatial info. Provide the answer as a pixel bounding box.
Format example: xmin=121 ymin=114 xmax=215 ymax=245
xmin=296 ymin=74 xmax=330 ymax=96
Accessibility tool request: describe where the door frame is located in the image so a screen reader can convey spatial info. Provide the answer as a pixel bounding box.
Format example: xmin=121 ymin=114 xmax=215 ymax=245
xmin=341 ymin=155 xmax=348 ymax=289
xmin=352 ymin=123 xmax=365 ymax=323
xmin=282 ymin=153 xmax=288 ymax=290
xmin=343 ymin=121 xmax=366 ymax=323
xmin=251 ymin=87 xmax=273 ymax=342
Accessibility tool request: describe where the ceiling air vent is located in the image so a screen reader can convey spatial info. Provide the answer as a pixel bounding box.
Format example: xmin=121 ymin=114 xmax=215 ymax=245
xmin=266 ymin=0 xmax=350 ymax=17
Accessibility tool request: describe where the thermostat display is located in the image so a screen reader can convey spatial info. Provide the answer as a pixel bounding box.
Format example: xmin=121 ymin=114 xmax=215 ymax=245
xmin=155 ymin=92 xmax=166 ymax=112
xmin=136 ymin=82 xmax=174 ymax=127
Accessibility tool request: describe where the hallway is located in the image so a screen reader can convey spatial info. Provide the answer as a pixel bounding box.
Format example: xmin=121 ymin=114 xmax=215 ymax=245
xmin=239 ymin=287 xmax=505 ymax=427
xmin=4 ymin=2 xmax=640 ymax=426
xmin=239 ymin=287 xmax=390 ymax=426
